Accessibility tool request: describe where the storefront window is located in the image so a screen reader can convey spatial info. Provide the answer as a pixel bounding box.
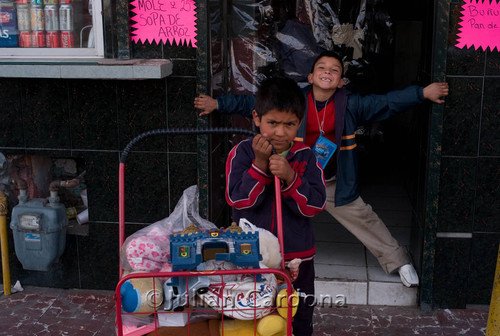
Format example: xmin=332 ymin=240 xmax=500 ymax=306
xmin=0 ymin=0 xmax=103 ymax=57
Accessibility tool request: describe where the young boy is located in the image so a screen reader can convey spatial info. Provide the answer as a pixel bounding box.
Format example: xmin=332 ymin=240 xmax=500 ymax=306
xmin=225 ymin=76 xmax=326 ymax=336
xmin=196 ymin=51 xmax=449 ymax=287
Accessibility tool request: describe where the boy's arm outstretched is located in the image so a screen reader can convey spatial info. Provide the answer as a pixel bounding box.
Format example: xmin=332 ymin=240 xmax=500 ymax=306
xmin=194 ymin=94 xmax=218 ymax=116
xmin=194 ymin=94 xmax=255 ymax=118
xmin=423 ymin=82 xmax=449 ymax=104
xmin=352 ymin=82 xmax=450 ymax=124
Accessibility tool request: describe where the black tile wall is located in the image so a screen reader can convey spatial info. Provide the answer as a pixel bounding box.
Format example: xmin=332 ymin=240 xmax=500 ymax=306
xmin=166 ymin=77 xmax=198 ymax=153
xmin=131 ymin=41 xmax=164 ymax=59
xmin=117 ymin=80 xmax=169 ymax=152
xmin=437 ymin=157 xmax=476 ymax=232
xmin=69 ymin=80 xmax=119 ymax=150
xmin=163 ymin=42 xmax=197 ymax=59
xmin=82 ymin=151 xmax=120 ymax=223
xmin=171 ymin=59 xmax=197 ymax=77
xmin=486 ymin=50 xmax=500 ymax=75
xmin=432 ymin=238 xmax=471 ymax=308
xmin=428 ymin=0 xmax=500 ymax=309
xmin=0 ymin=79 xmax=23 ymax=148
xmin=21 ymin=79 xmax=71 ymax=150
xmin=168 ymin=153 xmax=198 ymax=210
xmin=481 ymin=77 xmax=500 ymax=156
xmin=474 ymin=157 xmax=500 ymax=233
xmin=468 ymin=233 xmax=500 ymax=305
xmin=441 ymin=77 xmax=481 ymax=157
xmin=77 ymin=222 xmax=120 ymax=289
xmin=123 ymin=152 xmax=171 ymax=224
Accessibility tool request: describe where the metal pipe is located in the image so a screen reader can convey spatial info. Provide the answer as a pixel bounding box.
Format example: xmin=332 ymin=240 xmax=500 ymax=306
xmin=0 ymin=189 xmax=11 ymax=296
xmin=486 ymin=244 xmax=500 ymax=336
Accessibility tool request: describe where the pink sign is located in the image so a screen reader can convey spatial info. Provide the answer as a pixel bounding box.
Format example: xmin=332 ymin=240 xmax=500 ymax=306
xmin=130 ymin=0 xmax=197 ymax=47
xmin=456 ymin=0 xmax=500 ymax=52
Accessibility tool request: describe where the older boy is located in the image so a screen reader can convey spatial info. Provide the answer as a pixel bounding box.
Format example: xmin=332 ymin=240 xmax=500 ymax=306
xmin=196 ymin=51 xmax=449 ymax=287
xmin=226 ymin=76 xmax=326 ymax=336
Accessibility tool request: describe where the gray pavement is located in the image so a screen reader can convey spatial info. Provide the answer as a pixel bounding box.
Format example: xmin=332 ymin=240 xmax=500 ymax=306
xmin=0 ymin=285 xmax=490 ymax=335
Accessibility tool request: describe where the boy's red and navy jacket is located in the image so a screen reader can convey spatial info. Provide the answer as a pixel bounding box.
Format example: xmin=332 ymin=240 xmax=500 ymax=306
xmin=217 ymin=85 xmax=425 ymax=207
xmin=225 ymin=138 xmax=326 ymax=261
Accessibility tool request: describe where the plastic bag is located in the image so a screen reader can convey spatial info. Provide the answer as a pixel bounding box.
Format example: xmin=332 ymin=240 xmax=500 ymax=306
xmin=120 ymin=185 xmax=217 ymax=273
xmin=238 ymin=218 xmax=281 ymax=269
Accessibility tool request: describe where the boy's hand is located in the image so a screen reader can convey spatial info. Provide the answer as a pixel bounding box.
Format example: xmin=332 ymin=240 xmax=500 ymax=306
xmin=423 ymin=82 xmax=449 ymax=104
xmin=252 ymin=134 xmax=273 ymax=172
xmin=194 ymin=94 xmax=218 ymax=116
xmin=269 ymin=154 xmax=295 ymax=185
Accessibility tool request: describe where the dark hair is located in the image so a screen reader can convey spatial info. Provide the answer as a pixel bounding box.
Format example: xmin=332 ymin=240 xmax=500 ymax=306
xmin=254 ymin=76 xmax=305 ymax=120
xmin=310 ymin=50 xmax=344 ymax=77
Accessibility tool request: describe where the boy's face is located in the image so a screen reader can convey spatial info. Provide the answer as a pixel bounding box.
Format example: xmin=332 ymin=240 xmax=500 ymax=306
xmin=252 ymin=109 xmax=301 ymax=154
xmin=307 ymin=56 xmax=344 ymax=91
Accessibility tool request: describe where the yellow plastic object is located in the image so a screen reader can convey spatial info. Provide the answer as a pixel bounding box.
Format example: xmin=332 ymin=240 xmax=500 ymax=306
xmin=486 ymin=245 xmax=500 ymax=336
xmin=219 ymin=319 xmax=261 ymax=336
xmin=256 ymin=313 xmax=288 ymax=336
xmin=0 ymin=190 xmax=11 ymax=296
xmin=219 ymin=313 xmax=290 ymax=336
xmin=276 ymin=287 xmax=299 ymax=318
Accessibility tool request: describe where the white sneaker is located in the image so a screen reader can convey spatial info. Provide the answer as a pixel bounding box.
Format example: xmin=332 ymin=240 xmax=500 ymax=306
xmin=398 ymin=264 xmax=419 ymax=287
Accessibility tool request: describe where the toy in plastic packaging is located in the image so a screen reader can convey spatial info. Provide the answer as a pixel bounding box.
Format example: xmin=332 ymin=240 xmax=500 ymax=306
xmin=120 ymin=185 xmax=217 ymax=273
xmin=199 ymin=271 xmax=277 ymax=320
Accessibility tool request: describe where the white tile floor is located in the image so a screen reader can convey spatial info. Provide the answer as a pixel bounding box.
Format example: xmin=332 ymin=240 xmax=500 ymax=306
xmin=313 ymin=179 xmax=419 ymax=306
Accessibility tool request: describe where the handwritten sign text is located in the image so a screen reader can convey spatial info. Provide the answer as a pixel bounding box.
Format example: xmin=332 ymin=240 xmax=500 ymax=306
xmin=130 ymin=0 xmax=197 ymax=47
xmin=456 ymin=0 xmax=500 ymax=52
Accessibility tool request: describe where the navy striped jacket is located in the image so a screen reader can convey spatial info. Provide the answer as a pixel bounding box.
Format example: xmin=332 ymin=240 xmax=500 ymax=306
xmin=225 ymin=138 xmax=326 ymax=260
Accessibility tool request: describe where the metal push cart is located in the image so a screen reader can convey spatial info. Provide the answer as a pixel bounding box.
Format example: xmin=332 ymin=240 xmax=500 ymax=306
xmin=114 ymin=128 xmax=295 ymax=336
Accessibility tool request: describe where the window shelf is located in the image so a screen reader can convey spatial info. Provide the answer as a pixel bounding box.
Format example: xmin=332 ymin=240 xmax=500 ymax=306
xmin=0 ymin=58 xmax=172 ymax=79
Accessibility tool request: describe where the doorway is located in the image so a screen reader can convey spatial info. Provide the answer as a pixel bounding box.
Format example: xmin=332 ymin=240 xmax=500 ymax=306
xmin=205 ymin=0 xmax=435 ymax=296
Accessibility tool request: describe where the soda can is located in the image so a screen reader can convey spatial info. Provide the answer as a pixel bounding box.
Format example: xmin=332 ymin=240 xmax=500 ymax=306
xmin=59 ymin=0 xmax=72 ymax=4
xmin=30 ymin=0 xmax=43 ymax=4
xmin=16 ymin=0 xmax=29 ymax=4
xmin=46 ymin=30 xmax=60 ymax=47
xmin=19 ymin=30 xmax=31 ymax=47
xmin=16 ymin=4 xmax=31 ymax=31
xmin=60 ymin=30 xmax=74 ymax=48
xmin=30 ymin=4 xmax=44 ymax=31
xmin=44 ymin=0 xmax=59 ymax=4
xmin=59 ymin=4 xmax=73 ymax=31
xmin=44 ymin=5 xmax=58 ymax=30
xmin=31 ymin=30 xmax=46 ymax=47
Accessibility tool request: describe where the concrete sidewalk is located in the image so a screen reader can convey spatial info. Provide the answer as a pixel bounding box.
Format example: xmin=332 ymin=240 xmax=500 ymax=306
xmin=0 ymin=285 xmax=490 ymax=335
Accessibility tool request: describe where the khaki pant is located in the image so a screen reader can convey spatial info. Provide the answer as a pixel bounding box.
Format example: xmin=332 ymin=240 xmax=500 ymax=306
xmin=325 ymin=179 xmax=410 ymax=274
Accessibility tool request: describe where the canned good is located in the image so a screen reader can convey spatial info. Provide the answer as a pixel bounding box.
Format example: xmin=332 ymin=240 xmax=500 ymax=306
xmin=16 ymin=0 xmax=29 ymax=4
xmin=59 ymin=4 xmax=72 ymax=30
xmin=30 ymin=0 xmax=43 ymax=4
xmin=19 ymin=31 xmax=31 ymax=47
xmin=31 ymin=30 xmax=46 ymax=47
xmin=60 ymin=30 xmax=74 ymax=48
xmin=44 ymin=5 xmax=58 ymax=30
xmin=59 ymin=0 xmax=72 ymax=4
xmin=46 ymin=30 xmax=60 ymax=47
xmin=16 ymin=4 xmax=31 ymax=31
xmin=30 ymin=4 xmax=44 ymax=31
xmin=44 ymin=0 xmax=59 ymax=4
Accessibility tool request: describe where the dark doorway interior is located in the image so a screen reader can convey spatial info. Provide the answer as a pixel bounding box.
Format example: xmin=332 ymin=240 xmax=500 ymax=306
xmin=207 ymin=0 xmax=434 ymax=239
